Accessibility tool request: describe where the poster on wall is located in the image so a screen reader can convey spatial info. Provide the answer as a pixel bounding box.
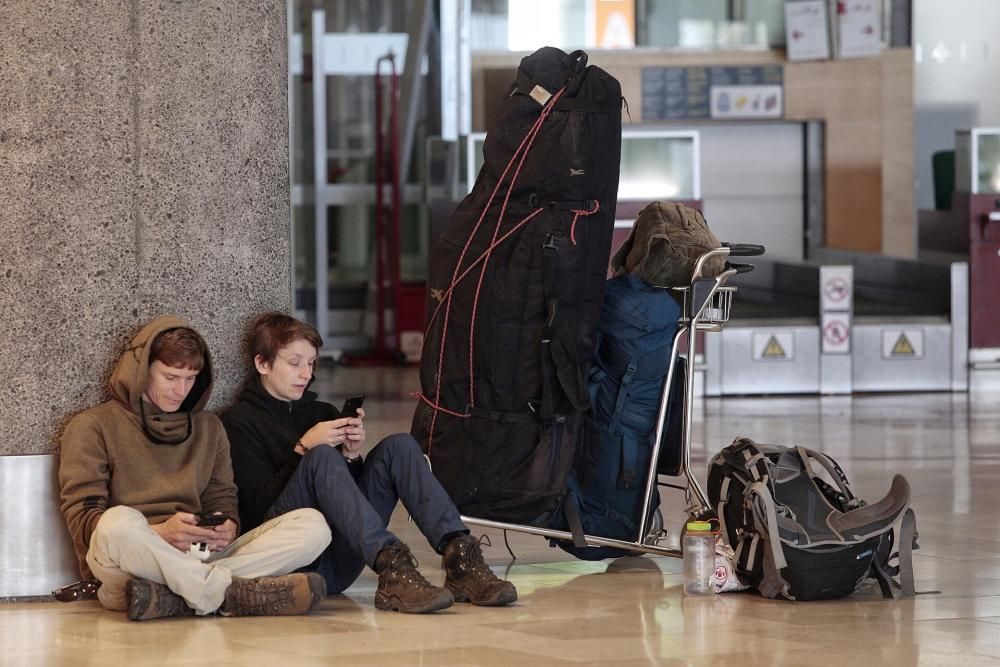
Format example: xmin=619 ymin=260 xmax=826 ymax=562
xmin=709 ymin=85 xmax=783 ymax=119
xmin=838 ymin=0 xmax=882 ymax=59
xmin=785 ymin=0 xmax=832 ymax=61
xmin=595 ymin=0 xmax=635 ymax=49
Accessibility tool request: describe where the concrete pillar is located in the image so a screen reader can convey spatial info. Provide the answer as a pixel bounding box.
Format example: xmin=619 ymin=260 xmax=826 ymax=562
xmin=1 ymin=0 xmax=290 ymax=455
xmin=0 ymin=1 xmax=289 ymax=595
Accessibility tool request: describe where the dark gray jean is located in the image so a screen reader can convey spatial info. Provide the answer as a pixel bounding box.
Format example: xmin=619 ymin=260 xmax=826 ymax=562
xmin=264 ymin=433 xmax=467 ymax=594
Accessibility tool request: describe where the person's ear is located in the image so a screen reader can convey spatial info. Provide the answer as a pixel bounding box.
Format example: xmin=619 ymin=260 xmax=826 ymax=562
xmin=254 ymin=355 xmax=272 ymax=376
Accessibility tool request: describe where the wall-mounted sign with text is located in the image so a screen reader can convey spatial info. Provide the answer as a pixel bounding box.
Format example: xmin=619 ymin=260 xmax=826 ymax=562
xmin=642 ymin=65 xmax=784 ymax=121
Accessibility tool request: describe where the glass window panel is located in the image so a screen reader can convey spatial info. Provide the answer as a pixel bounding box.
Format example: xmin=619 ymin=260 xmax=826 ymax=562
xmin=619 ymin=131 xmax=698 ymax=200
xmin=464 ymin=130 xmax=699 ymax=200
xmin=975 ymin=131 xmax=1000 ymax=194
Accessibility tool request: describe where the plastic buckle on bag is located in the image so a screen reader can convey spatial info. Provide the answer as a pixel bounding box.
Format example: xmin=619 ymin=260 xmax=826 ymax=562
xmin=542 ymin=232 xmax=563 ymax=252
xmin=529 ymin=85 xmax=552 ymax=106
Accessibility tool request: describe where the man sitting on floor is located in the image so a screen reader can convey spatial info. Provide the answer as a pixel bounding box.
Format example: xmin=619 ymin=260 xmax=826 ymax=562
xmin=59 ymin=315 xmax=332 ymax=621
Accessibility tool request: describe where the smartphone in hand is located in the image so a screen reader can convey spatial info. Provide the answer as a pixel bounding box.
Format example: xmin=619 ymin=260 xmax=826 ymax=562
xmin=340 ymin=394 xmax=365 ymax=418
xmin=196 ymin=513 xmax=229 ymax=527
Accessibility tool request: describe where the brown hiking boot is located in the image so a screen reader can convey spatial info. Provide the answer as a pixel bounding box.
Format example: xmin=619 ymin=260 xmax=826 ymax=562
xmin=442 ymin=535 xmax=517 ymax=606
xmin=126 ymin=579 xmax=195 ymax=621
xmin=219 ymin=573 xmax=325 ymax=617
xmin=374 ymin=543 xmax=454 ymax=613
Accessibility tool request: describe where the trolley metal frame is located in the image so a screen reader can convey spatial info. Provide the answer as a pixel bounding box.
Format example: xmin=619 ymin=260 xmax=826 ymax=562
xmin=458 ymin=244 xmax=762 ymax=558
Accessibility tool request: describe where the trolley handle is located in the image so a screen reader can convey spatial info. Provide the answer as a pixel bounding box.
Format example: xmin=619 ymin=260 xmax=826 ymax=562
xmin=727 ymin=261 xmax=756 ymax=274
xmin=723 ymin=242 xmax=766 ymax=257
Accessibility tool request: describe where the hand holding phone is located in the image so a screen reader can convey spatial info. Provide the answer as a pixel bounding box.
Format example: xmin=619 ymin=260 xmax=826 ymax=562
xmin=340 ymin=394 xmax=365 ymax=418
xmin=196 ymin=513 xmax=229 ymax=527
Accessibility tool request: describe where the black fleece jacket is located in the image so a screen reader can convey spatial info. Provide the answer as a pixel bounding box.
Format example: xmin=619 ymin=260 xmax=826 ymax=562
xmin=219 ymin=377 xmax=362 ymax=532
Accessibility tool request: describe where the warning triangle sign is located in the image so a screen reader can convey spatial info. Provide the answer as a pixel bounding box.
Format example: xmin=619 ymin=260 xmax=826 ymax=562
xmin=762 ymin=336 xmax=787 ymax=359
xmin=891 ymin=333 xmax=916 ymax=356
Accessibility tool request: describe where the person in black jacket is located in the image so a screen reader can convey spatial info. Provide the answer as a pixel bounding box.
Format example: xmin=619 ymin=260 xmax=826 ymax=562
xmin=220 ymin=312 xmax=517 ymax=614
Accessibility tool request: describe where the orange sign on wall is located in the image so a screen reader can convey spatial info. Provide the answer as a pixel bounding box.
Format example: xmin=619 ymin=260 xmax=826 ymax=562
xmin=595 ymin=0 xmax=635 ymax=48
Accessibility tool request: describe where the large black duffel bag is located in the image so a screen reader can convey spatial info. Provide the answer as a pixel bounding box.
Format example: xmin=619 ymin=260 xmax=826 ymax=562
xmin=411 ymin=46 xmax=623 ymax=525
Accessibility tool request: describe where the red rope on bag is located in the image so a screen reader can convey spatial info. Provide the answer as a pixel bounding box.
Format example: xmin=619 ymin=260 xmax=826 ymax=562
xmin=569 ymin=200 xmax=600 ymax=245
xmin=426 ymin=86 xmax=568 ymax=455
xmin=466 ymin=88 xmax=567 ymax=402
xmin=410 ymin=392 xmax=471 ymax=419
xmin=425 ymin=207 xmax=545 ymax=328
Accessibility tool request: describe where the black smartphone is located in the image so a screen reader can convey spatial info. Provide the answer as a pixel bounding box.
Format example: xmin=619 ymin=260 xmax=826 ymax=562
xmin=340 ymin=394 xmax=365 ymax=418
xmin=197 ymin=513 xmax=228 ymax=527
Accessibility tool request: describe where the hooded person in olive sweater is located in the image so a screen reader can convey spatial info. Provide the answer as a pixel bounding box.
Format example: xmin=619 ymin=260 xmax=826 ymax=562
xmin=58 ymin=315 xmax=331 ymax=621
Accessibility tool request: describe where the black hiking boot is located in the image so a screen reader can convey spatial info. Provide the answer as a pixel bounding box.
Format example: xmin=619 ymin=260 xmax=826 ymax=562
xmin=374 ymin=543 xmax=454 ymax=613
xmin=442 ymin=535 xmax=517 ymax=606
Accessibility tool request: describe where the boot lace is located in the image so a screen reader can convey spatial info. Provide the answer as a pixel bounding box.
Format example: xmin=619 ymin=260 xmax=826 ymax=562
xmin=383 ymin=545 xmax=436 ymax=589
xmin=455 ymin=535 xmax=501 ymax=580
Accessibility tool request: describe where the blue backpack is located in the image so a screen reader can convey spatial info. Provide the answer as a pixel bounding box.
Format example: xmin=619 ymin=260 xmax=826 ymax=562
xmin=555 ymin=273 xmax=682 ymax=559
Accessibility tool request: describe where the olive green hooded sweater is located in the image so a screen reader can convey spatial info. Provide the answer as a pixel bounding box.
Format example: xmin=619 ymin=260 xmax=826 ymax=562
xmin=59 ymin=315 xmax=239 ymax=578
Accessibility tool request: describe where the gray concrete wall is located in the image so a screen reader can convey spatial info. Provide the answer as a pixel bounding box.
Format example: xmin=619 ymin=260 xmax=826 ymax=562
xmin=0 ymin=1 xmax=291 ymax=456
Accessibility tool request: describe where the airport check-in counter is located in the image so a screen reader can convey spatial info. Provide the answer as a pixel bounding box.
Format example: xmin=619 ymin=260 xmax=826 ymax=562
xmin=702 ymin=251 xmax=969 ymax=396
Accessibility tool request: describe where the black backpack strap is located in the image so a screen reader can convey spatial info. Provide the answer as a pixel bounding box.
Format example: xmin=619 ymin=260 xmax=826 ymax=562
xmin=467 ymin=405 xmax=538 ymax=423
xmin=608 ymin=361 xmax=637 ymax=432
xmin=539 ymin=230 xmax=589 ymax=418
xmin=529 ymin=194 xmax=599 ymax=210
xmin=872 ymin=508 xmax=917 ymax=599
xmin=539 ymin=231 xmax=561 ymax=420
xmin=611 ymin=362 xmax=639 ymax=489
xmin=562 ymin=493 xmax=589 ymax=549
xmin=549 ymin=320 xmax=590 ymax=412
xmin=796 ymin=446 xmax=856 ymax=504
xmin=552 ymin=96 xmax=624 ymax=114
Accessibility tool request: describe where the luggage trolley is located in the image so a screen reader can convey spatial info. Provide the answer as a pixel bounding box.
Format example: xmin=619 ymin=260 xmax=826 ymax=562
xmin=458 ymin=242 xmax=766 ymax=559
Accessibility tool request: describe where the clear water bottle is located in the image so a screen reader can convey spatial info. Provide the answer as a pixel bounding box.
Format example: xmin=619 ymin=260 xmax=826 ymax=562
xmin=683 ymin=520 xmax=716 ymax=596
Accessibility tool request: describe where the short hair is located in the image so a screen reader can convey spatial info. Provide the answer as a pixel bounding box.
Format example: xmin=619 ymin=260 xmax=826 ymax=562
xmin=150 ymin=328 xmax=206 ymax=371
xmin=249 ymin=311 xmax=323 ymax=368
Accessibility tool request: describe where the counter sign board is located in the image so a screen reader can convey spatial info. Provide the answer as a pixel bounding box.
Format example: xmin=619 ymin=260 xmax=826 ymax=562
xmin=642 ymin=65 xmax=784 ymax=121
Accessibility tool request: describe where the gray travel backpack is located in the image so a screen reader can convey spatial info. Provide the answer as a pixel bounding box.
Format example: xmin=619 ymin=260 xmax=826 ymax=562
xmin=707 ymin=437 xmax=917 ymax=601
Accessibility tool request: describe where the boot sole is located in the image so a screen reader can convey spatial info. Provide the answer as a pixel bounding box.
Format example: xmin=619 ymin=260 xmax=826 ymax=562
xmin=305 ymin=573 xmax=327 ymax=612
xmin=374 ymin=590 xmax=454 ymax=614
xmin=275 ymin=573 xmax=327 ymax=615
xmin=448 ymin=583 xmax=518 ymax=607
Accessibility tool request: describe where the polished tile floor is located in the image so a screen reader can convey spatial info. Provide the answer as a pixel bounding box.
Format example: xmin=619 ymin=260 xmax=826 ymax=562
xmin=4 ymin=366 xmax=1000 ymax=666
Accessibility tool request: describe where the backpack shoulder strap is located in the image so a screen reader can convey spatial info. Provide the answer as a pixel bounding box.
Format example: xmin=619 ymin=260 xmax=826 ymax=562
xmin=748 ymin=481 xmax=788 ymax=571
xmin=795 ymin=446 xmax=857 ymax=505
xmin=872 ymin=508 xmax=917 ymax=599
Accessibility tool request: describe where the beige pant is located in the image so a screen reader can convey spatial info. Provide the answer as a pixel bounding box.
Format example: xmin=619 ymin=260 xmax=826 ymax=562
xmin=86 ymin=506 xmax=332 ymax=615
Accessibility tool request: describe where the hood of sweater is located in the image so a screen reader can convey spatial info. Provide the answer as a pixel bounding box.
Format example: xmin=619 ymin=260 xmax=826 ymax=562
xmin=109 ymin=315 xmax=214 ymax=443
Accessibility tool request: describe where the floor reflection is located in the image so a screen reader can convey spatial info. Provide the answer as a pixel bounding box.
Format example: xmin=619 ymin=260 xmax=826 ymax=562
xmin=4 ymin=365 xmax=1000 ymax=665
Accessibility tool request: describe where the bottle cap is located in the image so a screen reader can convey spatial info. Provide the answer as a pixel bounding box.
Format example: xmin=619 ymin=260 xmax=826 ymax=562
xmin=686 ymin=520 xmax=713 ymax=532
